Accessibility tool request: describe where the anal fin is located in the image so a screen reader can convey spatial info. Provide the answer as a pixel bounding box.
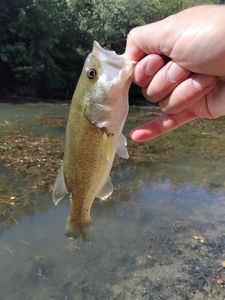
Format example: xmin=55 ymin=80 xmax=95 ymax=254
xmin=116 ymin=134 xmax=129 ymax=159
xmin=96 ymin=176 xmax=113 ymax=201
xmin=52 ymin=164 xmax=69 ymax=206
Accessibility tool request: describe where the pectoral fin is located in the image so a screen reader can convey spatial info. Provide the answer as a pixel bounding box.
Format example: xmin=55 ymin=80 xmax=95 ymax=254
xmin=52 ymin=164 xmax=69 ymax=206
xmin=96 ymin=176 xmax=113 ymax=201
xmin=116 ymin=134 xmax=129 ymax=159
xmin=103 ymin=131 xmax=111 ymax=161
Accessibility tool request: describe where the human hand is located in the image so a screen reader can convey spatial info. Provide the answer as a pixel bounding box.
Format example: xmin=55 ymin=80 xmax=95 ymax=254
xmin=125 ymin=5 xmax=225 ymax=142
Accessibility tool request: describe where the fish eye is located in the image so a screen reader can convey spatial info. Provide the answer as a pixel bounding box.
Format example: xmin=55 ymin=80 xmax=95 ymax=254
xmin=87 ymin=68 xmax=97 ymax=79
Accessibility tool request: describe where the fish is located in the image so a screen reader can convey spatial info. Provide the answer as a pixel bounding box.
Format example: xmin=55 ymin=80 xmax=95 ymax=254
xmin=52 ymin=41 xmax=135 ymax=240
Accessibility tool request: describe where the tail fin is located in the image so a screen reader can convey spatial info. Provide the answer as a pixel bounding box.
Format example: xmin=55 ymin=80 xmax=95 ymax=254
xmin=65 ymin=222 xmax=93 ymax=242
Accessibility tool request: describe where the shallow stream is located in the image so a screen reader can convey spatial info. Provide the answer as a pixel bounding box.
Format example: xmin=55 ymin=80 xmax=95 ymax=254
xmin=1 ymin=103 xmax=225 ymax=299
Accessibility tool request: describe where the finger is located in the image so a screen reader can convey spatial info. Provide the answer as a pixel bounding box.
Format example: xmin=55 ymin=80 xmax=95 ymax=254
xmin=206 ymin=81 xmax=225 ymax=118
xmin=142 ymin=61 xmax=190 ymax=102
xmin=160 ymin=74 xmax=217 ymax=114
xmin=130 ymin=110 xmax=197 ymax=142
xmin=125 ymin=20 xmax=173 ymax=60
xmin=133 ymin=54 xmax=165 ymax=87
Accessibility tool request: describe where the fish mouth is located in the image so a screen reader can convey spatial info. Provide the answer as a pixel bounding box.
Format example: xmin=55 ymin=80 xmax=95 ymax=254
xmin=92 ymin=40 xmax=136 ymax=73
xmin=65 ymin=222 xmax=93 ymax=242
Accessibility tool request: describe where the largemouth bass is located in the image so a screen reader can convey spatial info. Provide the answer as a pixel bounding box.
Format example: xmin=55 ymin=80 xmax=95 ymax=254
xmin=52 ymin=41 xmax=134 ymax=240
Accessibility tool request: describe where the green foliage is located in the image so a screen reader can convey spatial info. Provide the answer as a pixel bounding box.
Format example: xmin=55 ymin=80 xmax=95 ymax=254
xmin=0 ymin=0 xmax=221 ymax=99
xmin=68 ymin=0 xmax=220 ymax=57
xmin=0 ymin=0 xmax=76 ymax=97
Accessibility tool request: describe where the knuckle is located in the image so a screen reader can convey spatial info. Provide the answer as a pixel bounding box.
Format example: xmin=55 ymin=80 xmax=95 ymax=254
xmin=127 ymin=27 xmax=141 ymax=43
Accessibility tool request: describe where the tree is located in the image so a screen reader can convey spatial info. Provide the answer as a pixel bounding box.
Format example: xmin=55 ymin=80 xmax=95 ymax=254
xmin=0 ymin=0 xmax=77 ymax=98
xmin=0 ymin=0 xmax=221 ymax=100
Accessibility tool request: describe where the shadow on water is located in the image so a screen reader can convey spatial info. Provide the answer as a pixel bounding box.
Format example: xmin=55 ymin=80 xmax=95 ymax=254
xmin=1 ymin=103 xmax=225 ymax=299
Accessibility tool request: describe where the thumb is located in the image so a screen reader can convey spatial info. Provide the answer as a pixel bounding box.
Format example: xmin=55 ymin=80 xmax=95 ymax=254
xmin=125 ymin=19 xmax=172 ymax=61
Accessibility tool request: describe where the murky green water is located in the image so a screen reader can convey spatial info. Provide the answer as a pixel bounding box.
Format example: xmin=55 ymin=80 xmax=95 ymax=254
xmin=1 ymin=103 xmax=225 ymax=299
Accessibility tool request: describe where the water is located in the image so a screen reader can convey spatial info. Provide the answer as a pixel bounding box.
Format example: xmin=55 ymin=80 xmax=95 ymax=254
xmin=1 ymin=103 xmax=225 ymax=299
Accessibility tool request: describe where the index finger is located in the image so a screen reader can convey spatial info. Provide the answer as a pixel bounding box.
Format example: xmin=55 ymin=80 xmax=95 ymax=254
xmin=125 ymin=21 xmax=170 ymax=61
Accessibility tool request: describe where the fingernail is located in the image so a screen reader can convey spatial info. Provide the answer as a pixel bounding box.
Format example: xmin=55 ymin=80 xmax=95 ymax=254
xmin=192 ymin=76 xmax=214 ymax=90
xmin=145 ymin=59 xmax=154 ymax=75
xmin=166 ymin=62 xmax=184 ymax=83
xmin=129 ymin=130 xmax=137 ymax=141
xmin=144 ymin=56 xmax=161 ymax=76
xmin=130 ymin=129 xmax=139 ymax=140
xmin=129 ymin=129 xmax=134 ymax=137
xmin=130 ymin=129 xmax=151 ymax=142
